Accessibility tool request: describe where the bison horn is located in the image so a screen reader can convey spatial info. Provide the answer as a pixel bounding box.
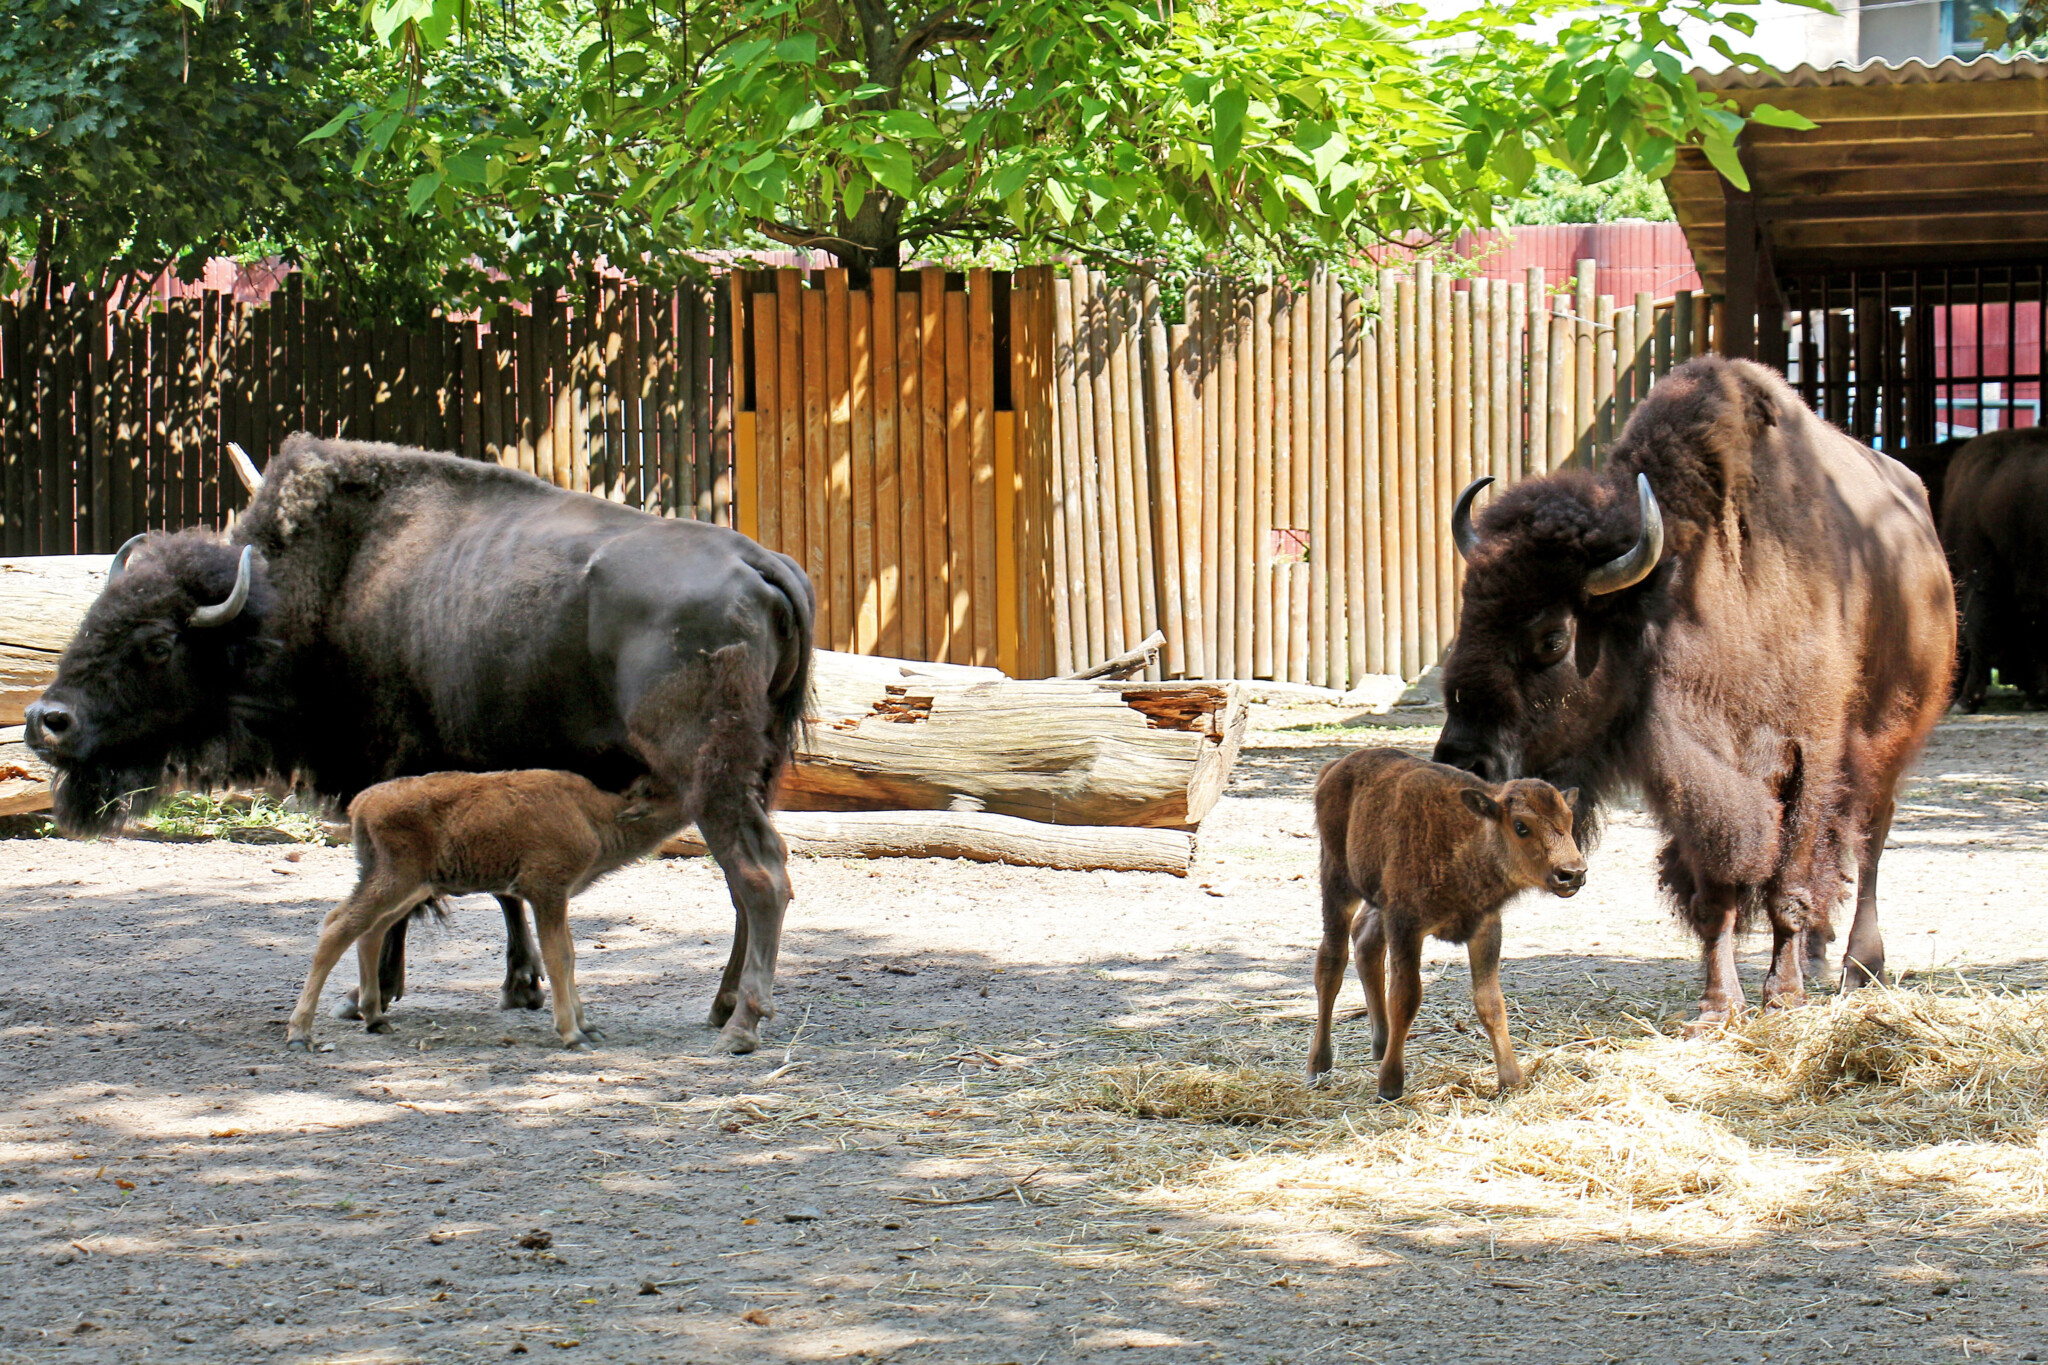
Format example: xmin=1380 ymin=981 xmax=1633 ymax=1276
xmin=188 ymin=546 xmax=254 ymax=628
xmin=1584 ymin=473 xmax=1664 ymax=596
xmin=1451 ymin=477 xmax=1495 ymax=562
xmin=108 ymin=533 xmax=149 ymax=580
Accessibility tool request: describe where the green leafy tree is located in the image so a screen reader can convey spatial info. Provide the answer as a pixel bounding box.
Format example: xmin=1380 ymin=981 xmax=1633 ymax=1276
xmin=330 ymin=0 xmax=1823 ymax=274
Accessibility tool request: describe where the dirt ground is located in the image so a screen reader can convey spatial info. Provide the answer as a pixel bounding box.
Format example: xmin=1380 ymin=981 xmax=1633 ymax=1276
xmin=4 ymin=699 xmax=2048 ymax=1365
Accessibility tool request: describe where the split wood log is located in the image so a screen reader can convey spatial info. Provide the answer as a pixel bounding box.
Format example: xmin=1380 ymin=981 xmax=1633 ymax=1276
xmin=788 ymin=669 xmax=1247 ymax=829
xmin=662 ymin=810 xmax=1191 ymax=876
xmin=0 ymin=725 xmax=53 ymax=817
xmin=1 ymin=555 xmax=112 ymax=726
xmin=1063 ymin=629 xmax=1165 ymax=681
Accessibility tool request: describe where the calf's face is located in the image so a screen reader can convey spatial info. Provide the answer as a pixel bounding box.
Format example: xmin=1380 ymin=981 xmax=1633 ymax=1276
xmin=1459 ymin=779 xmax=1586 ymax=896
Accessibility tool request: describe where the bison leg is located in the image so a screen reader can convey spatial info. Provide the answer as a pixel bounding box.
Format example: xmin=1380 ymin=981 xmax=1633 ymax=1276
xmin=1762 ymin=922 xmax=1809 ymax=1010
xmin=699 ymin=798 xmax=791 ymax=1056
xmin=497 ymin=895 xmax=548 ymax=1011
xmin=1466 ymin=914 xmax=1524 ymax=1094
xmin=1842 ymin=793 xmax=1894 ymax=989
xmin=351 ymin=899 xmax=427 ymax=1036
xmin=707 ymin=898 xmax=749 ymax=1031
xmin=288 ymin=879 xmax=420 ymax=1051
xmin=1307 ymin=883 xmax=1361 ymax=1082
xmin=1955 ymin=582 xmax=1993 ymax=712
xmin=528 ymin=891 xmax=597 ymax=1050
xmin=1375 ymin=927 xmax=1424 ymax=1102
xmin=1351 ymin=907 xmax=1389 ymax=1065
xmin=1685 ymin=885 xmax=1747 ymax=1035
xmin=336 ymin=905 xmax=413 ymax=1021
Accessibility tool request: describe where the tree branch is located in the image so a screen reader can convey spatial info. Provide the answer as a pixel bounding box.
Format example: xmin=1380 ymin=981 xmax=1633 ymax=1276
xmin=897 ymin=18 xmax=987 ymax=67
xmin=753 ymin=217 xmax=866 ymax=256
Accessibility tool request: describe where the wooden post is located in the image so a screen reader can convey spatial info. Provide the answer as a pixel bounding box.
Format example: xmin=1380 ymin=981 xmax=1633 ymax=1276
xmin=1350 ymin=290 xmax=1377 ymax=682
xmin=1081 ymin=270 xmax=1124 ymax=659
xmin=1450 ymin=287 xmax=1472 ymax=610
xmin=1170 ymin=314 xmax=1203 ymax=679
xmin=1506 ymin=278 xmax=1526 ymax=480
xmin=1395 ymin=270 xmax=1419 ymax=681
xmin=1051 ymin=273 xmax=1092 ymax=670
xmin=1067 ymin=270 xmax=1108 ymax=668
xmin=1198 ymin=282 xmax=1223 ymax=679
xmin=1307 ymin=269 xmax=1329 ymax=687
xmin=1574 ymin=259 xmax=1596 ymax=465
xmin=1232 ymin=287 xmax=1255 ymax=681
xmin=1431 ymin=271 xmax=1454 ymax=654
xmin=1151 ymin=283 xmax=1191 ymax=678
xmin=1548 ymin=297 xmax=1573 ymax=472
xmin=872 ymin=268 xmax=901 ymax=658
xmin=945 ymin=281 xmax=974 ymax=665
xmin=1103 ymin=277 xmax=1141 ymax=661
xmin=850 ymin=283 xmax=878 ymax=654
xmin=897 ymin=283 xmax=927 ymax=662
xmin=777 ymin=272 xmax=805 ymax=567
xmin=968 ymin=269 xmax=998 ymax=669
xmin=1489 ymin=279 xmax=1511 ymax=487
xmin=1525 ymin=268 xmax=1548 ymax=476
xmin=1122 ymin=284 xmax=1162 ymax=681
xmin=1252 ymin=278 xmax=1276 ymax=680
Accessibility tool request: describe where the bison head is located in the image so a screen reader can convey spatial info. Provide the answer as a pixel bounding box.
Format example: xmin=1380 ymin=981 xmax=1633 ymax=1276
xmin=24 ymin=531 xmax=280 ymax=834
xmin=1431 ymin=470 xmax=1665 ymax=825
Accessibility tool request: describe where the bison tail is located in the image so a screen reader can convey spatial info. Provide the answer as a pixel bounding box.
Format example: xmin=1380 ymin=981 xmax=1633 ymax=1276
xmin=759 ymin=550 xmax=816 ymax=781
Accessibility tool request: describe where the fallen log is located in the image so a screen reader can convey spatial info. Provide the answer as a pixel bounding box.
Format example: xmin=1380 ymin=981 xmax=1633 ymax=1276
xmin=787 ymin=671 xmax=1248 ymax=829
xmin=0 ymin=725 xmax=53 ymax=817
xmin=1064 ymin=629 xmax=1165 ymax=681
xmin=1 ymin=555 xmax=111 ymax=726
xmin=662 ymin=810 xmax=1192 ymax=876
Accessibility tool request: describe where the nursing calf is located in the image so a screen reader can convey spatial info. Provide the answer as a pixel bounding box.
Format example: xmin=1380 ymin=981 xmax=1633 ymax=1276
xmin=1307 ymin=749 xmax=1585 ymax=1100
xmin=286 ymin=770 xmax=686 ymax=1052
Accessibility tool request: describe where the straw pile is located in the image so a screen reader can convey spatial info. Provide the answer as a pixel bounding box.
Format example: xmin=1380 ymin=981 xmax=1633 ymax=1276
xmin=1032 ymin=984 xmax=2048 ymax=1240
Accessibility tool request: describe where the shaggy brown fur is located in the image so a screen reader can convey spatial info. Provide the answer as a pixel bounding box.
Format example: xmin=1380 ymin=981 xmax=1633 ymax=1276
xmin=285 ymin=769 xmax=686 ymax=1052
xmin=1939 ymin=426 xmax=2048 ymax=710
xmin=1435 ymin=356 xmax=1954 ymax=1027
xmin=1308 ymin=749 xmax=1585 ymax=1101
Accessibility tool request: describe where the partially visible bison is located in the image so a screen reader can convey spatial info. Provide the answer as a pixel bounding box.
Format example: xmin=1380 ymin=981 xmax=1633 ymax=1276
xmin=24 ymin=435 xmax=814 ymax=1054
xmin=1938 ymin=426 xmax=2048 ymax=710
xmin=1433 ymin=356 xmax=1954 ymax=1027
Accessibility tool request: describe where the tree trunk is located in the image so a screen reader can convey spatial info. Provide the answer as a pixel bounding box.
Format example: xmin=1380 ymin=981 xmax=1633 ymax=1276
xmin=662 ymin=809 xmax=1193 ymax=876
xmin=794 ymin=653 xmax=1249 ymax=829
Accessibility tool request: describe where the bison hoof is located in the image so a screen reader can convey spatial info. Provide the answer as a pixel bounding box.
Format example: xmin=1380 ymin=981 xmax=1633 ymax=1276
xmin=500 ymin=982 xmax=547 ymax=1011
xmin=578 ymin=1026 xmax=605 ymax=1044
xmin=365 ymin=1018 xmax=394 ymax=1035
xmin=712 ymin=1025 xmax=761 ymax=1056
xmin=286 ymin=1037 xmax=311 ymax=1053
xmin=1762 ymin=990 xmax=1809 ymax=1012
xmin=334 ymin=991 xmax=364 ymax=1022
xmin=1682 ymin=1011 xmax=1734 ymax=1039
xmin=1376 ymin=1085 xmax=1404 ymax=1103
xmin=563 ymin=1034 xmax=597 ymax=1052
xmin=706 ymin=1000 xmax=736 ymax=1029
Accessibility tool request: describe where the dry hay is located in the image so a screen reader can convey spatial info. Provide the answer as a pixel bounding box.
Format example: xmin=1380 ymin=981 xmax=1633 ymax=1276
xmin=1027 ymin=985 xmax=2048 ymax=1241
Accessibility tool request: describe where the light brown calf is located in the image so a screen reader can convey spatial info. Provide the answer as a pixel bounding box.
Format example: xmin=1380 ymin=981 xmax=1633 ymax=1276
xmin=1308 ymin=748 xmax=1587 ymax=1100
xmin=286 ymin=770 xmax=685 ymax=1052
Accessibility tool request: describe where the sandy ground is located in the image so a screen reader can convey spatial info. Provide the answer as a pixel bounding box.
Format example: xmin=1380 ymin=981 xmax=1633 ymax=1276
xmin=3 ymin=700 xmax=2048 ymax=1365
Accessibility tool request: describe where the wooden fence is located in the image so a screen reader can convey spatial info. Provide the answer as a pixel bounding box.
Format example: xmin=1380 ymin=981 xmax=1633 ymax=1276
xmin=4 ymin=260 xmax=1717 ymax=684
xmin=0 ymin=274 xmax=734 ymax=557
xmin=1022 ymin=261 xmax=1717 ymax=685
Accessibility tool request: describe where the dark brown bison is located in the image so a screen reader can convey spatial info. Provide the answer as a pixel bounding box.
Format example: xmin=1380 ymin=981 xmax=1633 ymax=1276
xmin=1307 ymin=748 xmax=1585 ymax=1099
xmin=287 ymin=768 xmax=688 ymax=1053
xmin=1433 ymin=356 xmax=1954 ymax=1027
xmin=1939 ymin=426 xmax=2048 ymax=710
xmin=1892 ymin=435 xmax=1970 ymax=527
xmin=24 ymin=435 xmax=813 ymax=1054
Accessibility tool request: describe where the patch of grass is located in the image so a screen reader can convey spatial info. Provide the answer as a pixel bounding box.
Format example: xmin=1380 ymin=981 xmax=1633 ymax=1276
xmin=137 ymin=791 xmax=334 ymax=845
xmin=0 ymin=813 xmax=58 ymax=839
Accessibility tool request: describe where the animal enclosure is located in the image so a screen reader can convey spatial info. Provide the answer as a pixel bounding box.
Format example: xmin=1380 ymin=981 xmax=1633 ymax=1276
xmin=2 ymin=263 xmax=1722 ymax=683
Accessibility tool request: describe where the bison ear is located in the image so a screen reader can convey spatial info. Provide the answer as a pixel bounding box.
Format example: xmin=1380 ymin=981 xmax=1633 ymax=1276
xmin=1459 ymin=788 xmax=1501 ymax=821
xmin=1742 ymin=369 xmax=1780 ymax=437
xmin=1559 ymin=787 xmax=1580 ymax=810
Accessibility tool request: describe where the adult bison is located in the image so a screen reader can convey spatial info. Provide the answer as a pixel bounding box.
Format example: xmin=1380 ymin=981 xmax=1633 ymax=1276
xmin=23 ymin=435 xmax=815 ymax=1054
xmin=1939 ymin=426 xmax=2048 ymax=710
xmin=1433 ymin=356 xmax=1953 ymax=1026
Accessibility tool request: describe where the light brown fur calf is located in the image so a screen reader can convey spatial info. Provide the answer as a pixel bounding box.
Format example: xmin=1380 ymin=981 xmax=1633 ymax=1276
xmin=286 ymin=770 xmax=685 ymax=1052
xmin=1308 ymin=749 xmax=1586 ymax=1100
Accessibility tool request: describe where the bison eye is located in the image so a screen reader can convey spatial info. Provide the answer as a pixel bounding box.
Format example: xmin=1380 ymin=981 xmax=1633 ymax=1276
xmin=142 ymin=636 xmax=174 ymax=663
xmin=1533 ymin=627 xmax=1572 ymax=666
xmin=1513 ymin=820 xmax=1530 ymax=837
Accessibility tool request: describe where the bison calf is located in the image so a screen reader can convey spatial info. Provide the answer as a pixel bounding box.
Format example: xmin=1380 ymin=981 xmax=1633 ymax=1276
xmin=1307 ymin=749 xmax=1586 ymax=1100
xmin=286 ymin=770 xmax=684 ymax=1052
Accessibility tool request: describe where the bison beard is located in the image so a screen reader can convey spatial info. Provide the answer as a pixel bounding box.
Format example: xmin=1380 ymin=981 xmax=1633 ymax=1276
xmin=25 ymin=435 xmax=814 ymax=1054
xmin=1434 ymin=355 xmax=1955 ymax=1028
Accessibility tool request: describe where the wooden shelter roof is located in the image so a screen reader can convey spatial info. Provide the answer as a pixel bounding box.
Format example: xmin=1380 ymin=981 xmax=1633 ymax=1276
xmin=1668 ymin=54 xmax=2048 ymax=294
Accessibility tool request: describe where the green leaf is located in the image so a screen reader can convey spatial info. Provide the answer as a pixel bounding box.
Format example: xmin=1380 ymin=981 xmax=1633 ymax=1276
xmin=878 ymin=109 xmax=940 ymax=140
xmin=1701 ymin=134 xmax=1747 ymax=191
xmin=405 ymin=170 xmax=444 ymax=215
xmin=786 ymin=101 xmax=824 ymax=134
xmin=1210 ymin=86 xmax=1248 ymax=171
xmin=1747 ymin=101 xmax=1819 ymax=132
